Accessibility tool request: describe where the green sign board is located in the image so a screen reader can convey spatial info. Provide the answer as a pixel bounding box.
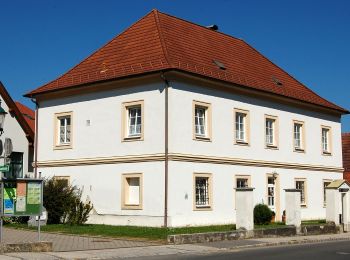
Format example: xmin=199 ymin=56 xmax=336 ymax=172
xmin=0 ymin=165 xmax=9 ymax=172
xmin=1 ymin=179 xmax=43 ymax=217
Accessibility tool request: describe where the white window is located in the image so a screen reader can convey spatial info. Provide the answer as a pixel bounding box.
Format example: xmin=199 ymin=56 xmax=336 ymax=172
xmin=122 ymin=173 xmax=143 ymax=209
xmin=122 ymin=101 xmax=144 ymax=141
xmin=195 ymin=107 xmax=206 ymax=136
xmin=235 ymin=109 xmax=249 ymax=144
xmin=193 ymin=101 xmax=211 ymax=140
xmin=265 ymin=117 xmax=276 ymax=146
xmin=59 ymin=116 xmax=71 ymax=144
xmin=236 ymin=178 xmax=249 ymax=188
xmin=322 ymin=127 xmax=331 ymax=154
xmin=128 ymin=106 xmax=142 ymax=137
xmin=323 ymin=180 xmax=331 ymax=206
xmin=267 ymin=176 xmax=275 ymax=209
xmin=295 ymin=179 xmax=307 ymax=206
xmin=194 ymin=174 xmax=212 ymax=209
xmin=293 ymin=121 xmax=304 ymax=151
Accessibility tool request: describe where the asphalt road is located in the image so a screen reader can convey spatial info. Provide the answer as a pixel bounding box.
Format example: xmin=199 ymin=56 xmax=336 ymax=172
xmin=128 ymin=240 xmax=350 ymax=260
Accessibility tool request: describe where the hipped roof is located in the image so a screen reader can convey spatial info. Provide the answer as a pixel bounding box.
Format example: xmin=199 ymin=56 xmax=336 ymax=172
xmin=26 ymin=9 xmax=348 ymax=114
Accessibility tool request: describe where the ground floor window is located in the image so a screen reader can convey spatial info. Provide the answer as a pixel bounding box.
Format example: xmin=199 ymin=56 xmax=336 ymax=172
xmin=295 ymin=179 xmax=307 ymax=206
xmin=122 ymin=173 xmax=143 ymax=210
xmin=53 ymin=176 xmax=70 ymax=186
xmin=7 ymin=152 xmax=23 ymax=178
xmin=267 ymin=176 xmax=275 ymax=209
xmin=323 ymin=180 xmax=332 ymax=206
xmin=193 ymin=173 xmax=212 ymax=209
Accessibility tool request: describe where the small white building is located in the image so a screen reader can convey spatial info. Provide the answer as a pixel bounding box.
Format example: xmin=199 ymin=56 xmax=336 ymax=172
xmin=0 ymin=82 xmax=35 ymax=179
xmin=25 ymin=10 xmax=348 ymax=227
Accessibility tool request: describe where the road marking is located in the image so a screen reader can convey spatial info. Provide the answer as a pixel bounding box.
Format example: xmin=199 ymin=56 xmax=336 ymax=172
xmin=336 ymin=252 xmax=350 ymax=255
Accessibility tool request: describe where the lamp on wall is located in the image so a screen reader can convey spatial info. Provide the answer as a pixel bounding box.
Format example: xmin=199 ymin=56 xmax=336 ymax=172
xmin=272 ymin=171 xmax=278 ymax=179
xmin=0 ymin=99 xmax=7 ymax=136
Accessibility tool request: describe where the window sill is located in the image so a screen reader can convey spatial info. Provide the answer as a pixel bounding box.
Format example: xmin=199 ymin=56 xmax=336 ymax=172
xmin=300 ymin=204 xmax=307 ymax=208
xmin=322 ymin=151 xmax=332 ymax=156
xmin=235 ymin=140 xmax=249 ymax=146
xmin=123 ymin=136 xmax=143 ymax=142
xmin=294 ymin=148 xmax=305 ymax=153
xmin=194 ymin=205 xmax=212 ymax=211
xmin=265 ymin=145 xmax=278 ymax=150
xmin=121 ymin=204 xmax=143 ymax=210
xmin=194 ymin=136 xmax=212 ymax=142
xmin=54 ymin=144 xmax=72 ymax=150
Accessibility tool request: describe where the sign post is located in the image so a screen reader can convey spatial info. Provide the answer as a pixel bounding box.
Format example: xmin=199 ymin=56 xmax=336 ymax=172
xmin=0 ymin=178 xmax=44 ymax=243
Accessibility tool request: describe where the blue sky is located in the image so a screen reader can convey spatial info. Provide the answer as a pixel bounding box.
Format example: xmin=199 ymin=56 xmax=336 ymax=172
xmin=0 ymin=0 xmax=349 ymax=131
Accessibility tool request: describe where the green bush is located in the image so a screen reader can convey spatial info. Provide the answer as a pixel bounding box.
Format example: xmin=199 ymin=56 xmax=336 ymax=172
xmin=254 ymin=204 xmax=273 ymax=225
xmin=44 ymin=178 xmax=93 ymax=224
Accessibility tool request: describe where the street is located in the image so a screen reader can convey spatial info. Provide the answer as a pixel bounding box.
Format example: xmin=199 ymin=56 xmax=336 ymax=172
xmin=129 ymin=240 xmax=350 ymax=260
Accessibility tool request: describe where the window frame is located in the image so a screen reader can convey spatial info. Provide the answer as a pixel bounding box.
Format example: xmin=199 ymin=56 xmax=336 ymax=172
xmin=321 ymin=125 xmax=332 ymax=155
xmin=122 ymin=100 xmax=144 ymax=142
xmin=293 ymin=120 xmax=305 ymax=152
xmin=234 ymin=175 xmax=251 ymax=209
xmin=295 ymin=178 xmax=307 ymax=207
xmin=234 ymin=108 xmax=250 ymax=145
xmin=54 ymin=112 xmax=73 ymax=150
xmin=193 ymin=101 xmax=212 ymax=141
xmin=323 ymin=179 xmax=332 ymax=207
xmin=121 ymin=173 xmax=143 ymax=210
xmin=193 ymin=173 xmax=213 ymax=210
xmin=264 ymin=115 xmax=279 ymax=149
xmin=53 ymin=176 xmax=70 ymax=186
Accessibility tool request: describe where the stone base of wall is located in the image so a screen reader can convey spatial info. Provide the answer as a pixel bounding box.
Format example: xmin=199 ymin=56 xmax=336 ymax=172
xmin=168 ymin=224 xmax=338 ymax=244
xmin=0 ymin=242 xmax=52 ymax=253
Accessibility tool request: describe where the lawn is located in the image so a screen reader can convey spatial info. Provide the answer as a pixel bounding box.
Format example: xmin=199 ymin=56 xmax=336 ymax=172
xmin=7 ymin=223 xmax=236 ymax=241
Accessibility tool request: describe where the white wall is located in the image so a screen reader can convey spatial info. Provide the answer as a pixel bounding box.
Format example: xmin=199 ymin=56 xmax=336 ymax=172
xmin=0 ymin=95 xmax=32 ymax=177
xmin=168 ymin=80 xmax=342 ymax=168
xmin=37 ymin=81 xmax=165 ymax=162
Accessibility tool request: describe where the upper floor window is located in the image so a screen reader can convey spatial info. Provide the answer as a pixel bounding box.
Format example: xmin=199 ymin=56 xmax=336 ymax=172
xmin=265 ymin=115 xmax=278 ymax=148
xmin=234 ymin=109 xmax=249 ymax=145
xmin=193 ymin=101 xmax=211 ymax=141
xmin=321 ymin=126 xmax=332 ymax=155
xmin=122 ymin=100 xmax=144 ymax=141
xmin=293 ymin=121 xmax=305 ymax=151
xmin=54 ymin=112 xmax=73 ymax=149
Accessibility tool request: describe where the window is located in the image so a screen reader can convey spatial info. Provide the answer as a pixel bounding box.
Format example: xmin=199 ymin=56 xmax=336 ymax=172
xmin=267 ymin=176 xmax=275 ymax=209
xmin=293 ymin=121 xmax=305 ymax=151
xmin=265 ymin=115 xmax=278 ymax=148
xmin=295 ymin=179 xmax=307 ymax=206
xmin=193 ymin=101 xmax=211 ymax=140
xmin=54 ymin=112 xmax=73 ymax=149
xmin=234 ymin=109 xmax=249 ymax=144
xmin=53 ymin=176 xmax=70 ymax=186
xmin=122 ymin=173 xmax=143 ymax=210
xmin=234 ymin=175 xmax=251 ymax=209
xmin=122 ymin=101 xmax=144 ymax=141
xmin=7 ymin=152 xmax=23 ymax=179
xmin=323 ymin=180 xmax=332 ymax=206
xmin=193 ymin=173 xmax=212 ymax=210
xmin=321 ymin=126 xmax=332 ymax=154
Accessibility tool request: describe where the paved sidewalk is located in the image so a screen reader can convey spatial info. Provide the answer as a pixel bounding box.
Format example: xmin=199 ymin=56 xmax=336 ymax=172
xmin=2 ymin=228 xmax=157 ymax=252
xmin=2 ymin=231 xmax=350 ymax=259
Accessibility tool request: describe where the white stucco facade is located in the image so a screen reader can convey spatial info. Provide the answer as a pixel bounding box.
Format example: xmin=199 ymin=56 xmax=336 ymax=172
xmin=35 ymin=76 xmax=344 ymax=227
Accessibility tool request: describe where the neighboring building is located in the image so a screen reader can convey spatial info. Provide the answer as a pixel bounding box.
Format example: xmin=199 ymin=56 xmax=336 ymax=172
xmin=0 ymin=82 xmax=35 ymax=179
xmin=25 ymin=10 xmax=348 ymax=227
xmin=343 ymin=133 xmax=350 ymax=182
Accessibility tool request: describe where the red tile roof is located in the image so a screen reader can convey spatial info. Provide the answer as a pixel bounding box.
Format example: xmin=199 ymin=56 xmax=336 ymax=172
xmin=26 ymin=10 xmax=348 ymax=114
xmin=0 ymin=82 xmax=34 ymax=144
xmin=343 ymin=133 xmax=350 ymax=182
xmin=15 ymin=102 xmax=35 ymax=133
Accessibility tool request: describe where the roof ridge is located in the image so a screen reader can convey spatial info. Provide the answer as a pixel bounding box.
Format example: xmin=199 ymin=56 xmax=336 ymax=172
xmin=27 ymin=10 xmax=158 ymax=94
xmin=152 ymin=10 xmax=171 ymax=67
xmin=240 ymin=39 xmax=346 ymax=112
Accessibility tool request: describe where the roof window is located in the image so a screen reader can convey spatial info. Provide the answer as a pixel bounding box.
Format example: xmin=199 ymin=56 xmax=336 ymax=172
xmin=213 ymin=60 xmax=226 ymax=70
xmin=272 ymin=77 xmax=283 ymax=86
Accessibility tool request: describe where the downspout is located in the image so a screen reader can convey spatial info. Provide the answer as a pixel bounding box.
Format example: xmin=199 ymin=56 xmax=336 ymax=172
xmin=161 ymin=72 xmax=169 ymax=228
xmin=31 ymin=98 xmax=39 ymax=178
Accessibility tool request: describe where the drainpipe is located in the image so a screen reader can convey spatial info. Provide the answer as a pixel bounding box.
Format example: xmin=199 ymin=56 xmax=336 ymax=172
xmin=161 ymin=72 xmax=169 ymax=228
xmin=31 ymin=98 xmax=39 ymax=178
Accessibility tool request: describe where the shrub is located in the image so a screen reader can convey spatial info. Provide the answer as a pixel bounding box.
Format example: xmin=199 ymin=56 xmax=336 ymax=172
xmin=254 ymin=204 xmax=273 ymax=225
xmin=43 ymin=178 xmax=93 ymax=224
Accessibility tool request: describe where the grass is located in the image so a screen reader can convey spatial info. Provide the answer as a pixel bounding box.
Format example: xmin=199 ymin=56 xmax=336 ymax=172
xmin=6 ymin=223 xmax=236 ymax=241
xmin=254 ymin=222 xmax=286 ymax=229
xmin=301 ymin=219 xmax=326 ymax=225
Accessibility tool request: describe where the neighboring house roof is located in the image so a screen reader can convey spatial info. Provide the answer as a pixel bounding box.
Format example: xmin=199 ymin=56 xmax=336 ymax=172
xmin=15 ymin=101 xmax=35 ymax=134
xmin=0 ymin=82 xmax=35 ymax=144
xmin=25 ymin=9 xmax=348 ymax=114
xmin=343 ymin=133 xmax=350 ymax=182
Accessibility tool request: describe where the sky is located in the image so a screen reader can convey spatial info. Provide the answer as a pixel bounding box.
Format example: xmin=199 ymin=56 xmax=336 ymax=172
xmin=0 ymin=0 xmax=349 ymax=131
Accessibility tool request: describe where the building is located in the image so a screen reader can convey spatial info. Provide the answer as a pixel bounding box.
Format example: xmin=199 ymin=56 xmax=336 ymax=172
xmin=0 ymin=82 xmax=35 ymax=179
xmin=342 ymin=133 xmax=350 ymax=182
xmin=25 ymin=10 xmax=348 ymax=227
